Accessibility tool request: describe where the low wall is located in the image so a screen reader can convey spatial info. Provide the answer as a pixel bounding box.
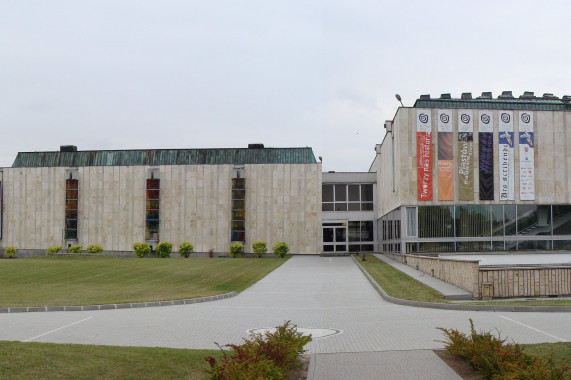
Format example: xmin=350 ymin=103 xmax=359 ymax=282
xmin=404 ymin=255 xmax=480 ymax=298
xmin=479 ymin=267 xmax=571 ymax=298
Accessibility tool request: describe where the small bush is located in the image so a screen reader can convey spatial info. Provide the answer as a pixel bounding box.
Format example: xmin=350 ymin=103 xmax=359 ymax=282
xmin=68 ymin=245 xmax=82 ymax=254
xmin=5 ymin=246 xmax=16 ymax=258
xmin=273 ymin=242 xmax=289 ymax=258
xmin=438 ymin=319 xmax=570 ymax=380
xmin=252 ymin=241 xmax=268 ymax=258
xmin=229 ymin=242 xmax=244 ymax=258
xmin=205 ymin=321 xmax=312 ymax=380
xmin=133 ymin=242 xmax=151 ymax=258
xmin=47 ymin=246 xmax=62 ymax=254
xmin=155 ymin=242 xmax=172 ymax=258
xmin=179 ymin=242 xmax=194 ymax=258
xmin=86 ymin=244 xmax=103 ymax=254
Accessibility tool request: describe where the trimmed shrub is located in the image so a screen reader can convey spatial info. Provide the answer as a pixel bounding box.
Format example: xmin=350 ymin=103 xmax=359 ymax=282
xmin=5 ymin=246 xmax=16 ymax=258
xmin=68 ymin=245 xmax=82 ymax=254
xmin=133 ymin=242 xmax=151 ymax=258
xmin=155 ymin=242 xmax=172 ymax=258
xmin=252 ymin=241 xmax=268 ymax=258
xmin=229 ymin=242 xmax=243 ymax=258
xmin=47 ymin=246 xmax=62 ymax=254
xmin=86 ymin=244 xmax=103 ymax=254
xmin=438 ymin=319 xmax=570 ymax=380
xmin=179 ymin=242 xmax=194 ymax=258
xmin=205 ymin=321 xmax=312 ymax=380
xmin=273 ymin=242 xmax=289 ymax=258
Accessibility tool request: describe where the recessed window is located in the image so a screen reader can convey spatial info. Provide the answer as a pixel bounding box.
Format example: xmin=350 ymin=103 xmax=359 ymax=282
xmin=146 ymin=179 xmax=160 ymax=241
xmin=231 ymin=178 xmax=245 ymax=243
xmin=65 ymin=179 xmax=78 ymax=239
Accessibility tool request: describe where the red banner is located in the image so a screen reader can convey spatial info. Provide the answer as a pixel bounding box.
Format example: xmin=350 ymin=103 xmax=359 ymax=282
xmin=417 ymin=131 xmax=432 ymax=200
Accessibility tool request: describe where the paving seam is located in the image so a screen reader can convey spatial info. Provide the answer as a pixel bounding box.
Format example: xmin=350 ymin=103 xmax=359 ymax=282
xmin=0 ymin=291 xmax=238 ymax=313
xmin=352 ymin=256 xmax=571 ymax=313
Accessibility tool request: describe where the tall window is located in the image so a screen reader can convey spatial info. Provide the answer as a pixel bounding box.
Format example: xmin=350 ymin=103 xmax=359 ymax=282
xmin=65 ymin=179 xmax=78 ymax=239
xmin=231 ymin=178 xmax=245 ymax=242
xmin=146 ymin=179 xmax=160 ymax=241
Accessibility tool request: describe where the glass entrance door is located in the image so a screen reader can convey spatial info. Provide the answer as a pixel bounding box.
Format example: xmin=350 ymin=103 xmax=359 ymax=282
xmin=323 ymin=223 xmax=347 ymax=253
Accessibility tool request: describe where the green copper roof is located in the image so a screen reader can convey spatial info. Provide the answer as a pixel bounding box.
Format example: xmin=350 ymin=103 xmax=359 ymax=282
xmin=414 ymin=93 xmax=571 ymax=111
xmin=12 ymin=147 xmax=318 ymax=167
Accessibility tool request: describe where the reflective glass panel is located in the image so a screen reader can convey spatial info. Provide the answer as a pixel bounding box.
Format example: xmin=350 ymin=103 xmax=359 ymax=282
xmin=322 ymin=203 xmax=334 ymax=211
xmin=334 ymin=185 xmax=346 ymax=201
xmin=491 ymin=205 xmax=504 ymax=236
xmin=322 ymin=185 xmax=333 ymax=202
xmin=348 ymin=203 xmax=360 ymax=211
xmin=361 ymin=221 xmax=374 ymax=241
xmin=348 ymin=185 xmax=360 ymax=201
xmin=361 ymin=203 xmax=373 ymax=211
xmin=418 ymin=206 xmax=454 ymax=238
xmin=348 ymin=222 xmax=360 ymax=242
xmin=504 ymin=206 xmax=517 ymax=236
xmin=455 ymin=205 xmax=491 ymax=238
xmin=553 ymin=206 xmax=571 ymax=235
xmin=147 ymin=179 xmax=160 ymax=189
xmin=361 ymin=184 xmax=373 ymax=202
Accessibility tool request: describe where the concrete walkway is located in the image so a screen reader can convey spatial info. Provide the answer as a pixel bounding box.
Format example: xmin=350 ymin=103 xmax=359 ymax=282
xmin=0 ymin=256 xmax=569 ymax=379
xmin=373 ymin=254 xmax=473 ymax=300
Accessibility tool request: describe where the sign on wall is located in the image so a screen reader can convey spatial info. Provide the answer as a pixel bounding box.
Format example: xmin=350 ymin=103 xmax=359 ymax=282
xmin=478 ymin=111 xmax=494 ymax=200
xmin=499 ymin=111 xmax=515 ymax=200
xmin=519 ymin=111 xmax=535 ymax=200
xmin=416 ymin=110 xmax=432 ymax=201
xmin=457 ymin=110 xmax=474 ymax=200
xmin=437 ymin=110 xmax=453 ymax=201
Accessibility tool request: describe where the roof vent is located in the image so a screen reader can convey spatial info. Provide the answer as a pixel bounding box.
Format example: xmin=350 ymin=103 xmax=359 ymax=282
xmin=562 ymin=95 xmax=571 ymax=102
xmin=477 ymin=92 xmax=493 ymax=99
xmin=440 ymin=93 xmax=451 ymax=99
xmin=498 ymin=91 xmax=514 ymax=99
xmin=542 ymin=93 xmax=558 ymax=99
xmin=520 ymin=91 xmax=536 ymax=99
xmin=60 ymin=145 xmax=77 ymax=152
xmin=461 ymin=92 xmax=472 ymax=100
xmin=248 ymin=143 xmax=264 ymax=149
xmin=419 ymin=94 xmax=431 ymax=100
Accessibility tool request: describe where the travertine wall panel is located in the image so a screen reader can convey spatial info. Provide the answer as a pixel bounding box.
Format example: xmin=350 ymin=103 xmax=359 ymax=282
xmin=479 ymin=267 xmax=571 ymax=298
xmin=1 ymin=163 xmax=321 ymax=254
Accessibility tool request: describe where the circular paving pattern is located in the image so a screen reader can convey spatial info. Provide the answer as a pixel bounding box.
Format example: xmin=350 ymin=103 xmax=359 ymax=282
xmin=247 ymin=328 xmax=343 ymax=339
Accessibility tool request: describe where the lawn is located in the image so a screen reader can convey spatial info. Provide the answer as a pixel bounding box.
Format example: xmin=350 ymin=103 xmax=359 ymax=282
xmin=522 ymin=342 xmax=571 ymax=368
xmin=0 ymin=256 xmax=288 ymax=307
xmin=358 ymin=254 xmax=446 ymax=303
xmin=0 ymin=341 xmax=221 ymax=380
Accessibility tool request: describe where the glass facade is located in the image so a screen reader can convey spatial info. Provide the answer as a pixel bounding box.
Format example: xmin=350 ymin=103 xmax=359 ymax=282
xmin=381 ymin=204 xmax=571 ymax=253
xmin=322 ymin=184 xmax=373 ymax=212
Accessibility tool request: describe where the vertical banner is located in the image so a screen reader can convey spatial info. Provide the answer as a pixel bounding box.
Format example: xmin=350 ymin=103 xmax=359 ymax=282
xmin=437 ymin=110 xmax=453 ymax=200
xmin=416 ymin=110 xmax=432 ymax=201
xmin=519 ymin=111 xmax=535 ymax=200
xmin=478 ymin=111 xmax=494 ymax=200
xmin=499 ymin=111 xmax=515 ymax=200
xmin=457 ymin=110 xmax=474 ymax=200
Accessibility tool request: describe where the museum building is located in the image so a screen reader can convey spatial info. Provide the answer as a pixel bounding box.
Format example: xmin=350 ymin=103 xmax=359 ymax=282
xmin=0 ymin=145 xmax=322 ymax=255
xmin=371 ymin=91 xmax=571 ymax=254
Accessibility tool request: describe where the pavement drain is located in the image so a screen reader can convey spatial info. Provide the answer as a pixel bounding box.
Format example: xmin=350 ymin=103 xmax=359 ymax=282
xmin=247 ymin=328 xmax=342 ymax=339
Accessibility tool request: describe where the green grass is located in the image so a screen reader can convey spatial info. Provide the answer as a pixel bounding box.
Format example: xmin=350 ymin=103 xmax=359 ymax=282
xmin=0 ymin=256 xmax=288 ymax=307
xmin=358 ymin=254 xmax=446 ymax=303
xmin=359 ymin=254 xmax=571 ymax=307
xmin=522 ymin=342 xmax=571 ymax=368
xmin=0 ymin=341 xmax=221 ymax=379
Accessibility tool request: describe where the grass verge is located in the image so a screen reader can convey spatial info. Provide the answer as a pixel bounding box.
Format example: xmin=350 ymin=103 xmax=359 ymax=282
xmin=464 ymin=299 xmax=571 ymax=306
xmin=522 ymin=342 xmax=571 ymax=368
xmin=0 ymin=256 xmax=288 ymax=307
xmin=0 ymin=341 xmax=221 ymax=380
xmin=358 ymin=254 xmax=446 ymax=303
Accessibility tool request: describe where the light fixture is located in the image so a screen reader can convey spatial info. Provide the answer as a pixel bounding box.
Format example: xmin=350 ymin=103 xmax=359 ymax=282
xmin=395 ymin=94 xmax=404 ymax=107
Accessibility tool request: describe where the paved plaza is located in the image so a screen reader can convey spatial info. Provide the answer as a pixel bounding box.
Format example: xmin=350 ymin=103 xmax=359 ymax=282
xmin=1 ymin=256 xmax=569 ymax=378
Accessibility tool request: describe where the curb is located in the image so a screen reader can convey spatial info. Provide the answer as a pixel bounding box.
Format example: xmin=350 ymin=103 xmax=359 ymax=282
xmin=0 ymin=292 xmax=238 ymax=313
xmin=352 ymin=256 xmax=571 ymax=313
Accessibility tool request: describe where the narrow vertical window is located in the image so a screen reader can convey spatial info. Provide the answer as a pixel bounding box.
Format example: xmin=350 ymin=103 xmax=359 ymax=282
xmin=65 ymin=179 xmax=78 ymax=239
xmin=231 ymin=178 xmax=245 ymax=243
xmin=146 ymin=178 xmax=160 ymax=241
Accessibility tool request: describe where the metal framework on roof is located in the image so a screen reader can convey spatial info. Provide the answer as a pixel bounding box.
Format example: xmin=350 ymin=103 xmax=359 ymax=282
xmin=12 ymin=147 xmax=318 ymax=168
xmin=414 ymin=91 xmax=571 ymax=111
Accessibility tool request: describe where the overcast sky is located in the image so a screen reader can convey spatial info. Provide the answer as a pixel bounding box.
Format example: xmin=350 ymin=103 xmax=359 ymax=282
xmin=2 ymin=1 xmax=570 ymax=172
